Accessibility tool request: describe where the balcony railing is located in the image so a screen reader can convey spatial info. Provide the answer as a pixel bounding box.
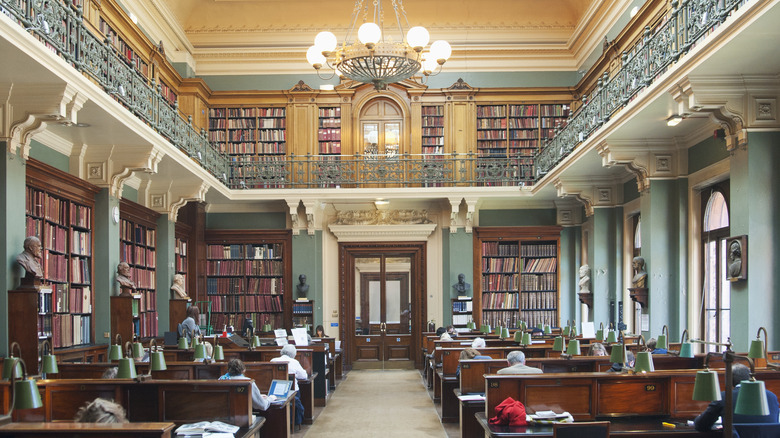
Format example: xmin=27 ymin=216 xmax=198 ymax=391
xmin=535 ymin=0 xmax=749 ymax=176
xmin=2 ymin=0 xmax=752 ymax=189
xmin=228 ymin=153 xmax=534 ymax=189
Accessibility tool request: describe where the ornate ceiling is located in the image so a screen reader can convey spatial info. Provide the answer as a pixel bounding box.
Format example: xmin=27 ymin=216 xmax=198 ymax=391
xmin=129 ymin=0 xmax=629 ymax=75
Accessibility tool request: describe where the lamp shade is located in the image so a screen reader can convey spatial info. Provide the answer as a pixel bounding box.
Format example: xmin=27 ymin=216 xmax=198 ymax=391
xmin=108 ymin=344 xmax=123 ymax=360
xmin=150 ymin=350 xmax=167 ymax=371
xmin=2 ymin=357 xmax=22 ymax=380
xmin=519 ymin=321 xmax=527 ymax=331
xmin=192 ymin=336 xmax=201 ymax=347
xmin=748 ymin=338 xmax=765 ymax=359
xmin=634 ymin=351 xmax=655 ymax=372
xmin=178 ymin=337 xmax=189 ymax=350
xmin=42 ymin=354 xmax=59 ymax=374
xmin=501 ymin=328 xmax=510 ymax=339
xmin=467 ymin=321 xmax=476 ymax=330
xmin=116 ymin=358 xmax=137 ymax=379
xmin=262 ymin=323 xmax=272 ymax=332
xmin=194 ymin=343 xmax=207 ymax=360
xmin=251 ymin=336 xmax=261 ymax=348
xmin=552 ymin=336 xmax=566 ymax=352
xmin=543 ymin=325 xmax=551 ymax=334
xmin=132 ymin=342 xmax=144 ymax=359
xmin=213 ymin=345 xmax=225 ymax=361
xmin=609 ymin=344 xmax=624 ymax=364
xmin=605 ymin=330 xmax=618 ymax=344
xmin=514 ymin=331 xmax=524 ymax=343
xmin=570 ymin=326 xmax=578 ymax=337
xmin=485 ymin=324 xmax=491 ymax=334
xmin=692 ymin=370 xmax=722 ymax=401
xmin=521 ymin=332 xmax=532 ymax=346
xmin=562 ymin=326 xmax=570 ymax=336
xmin=656 ymin=334 xmax=668 ymax=350
xmin=14 ymin=379 xmax=43 ymax=410
xmin=595 ymin=328 xmax=604 ymax=342
xmin=679 ymin=342 xmax=694 ymax=358
xmin=735 ymin=379 xmax=770 ymax=416
xmin=566 ymin=339 xmax=582 ymax=356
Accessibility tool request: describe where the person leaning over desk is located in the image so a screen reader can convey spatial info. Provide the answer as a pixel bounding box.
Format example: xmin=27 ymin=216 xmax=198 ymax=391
xmin=694 ymin=364 xmax=779 ymax=432
xmin=270 ymin=344 xmax=307 ymax=426
xmin=181 ymin=305 xmax=201 ymax=341
xmin=219 ymin=359 xmax=271 ymax=411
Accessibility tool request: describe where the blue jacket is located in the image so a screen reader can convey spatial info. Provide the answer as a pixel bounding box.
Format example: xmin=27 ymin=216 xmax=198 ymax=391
xmin=694 ymin=387 xmax=780 ymax=432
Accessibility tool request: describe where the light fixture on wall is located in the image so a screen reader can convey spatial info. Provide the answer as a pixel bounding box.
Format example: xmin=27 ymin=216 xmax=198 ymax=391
xmin=374 ymin=198 xmax=390 ymax=206
xmin=306 ymin=0 xmax=451 ymax=90
xmin=666 ymin=115 xmax=683 ymax=126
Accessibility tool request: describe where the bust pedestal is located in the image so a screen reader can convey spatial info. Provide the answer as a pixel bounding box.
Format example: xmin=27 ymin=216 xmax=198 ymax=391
xmin=8 ymin=277 xmax=44 ymax=370
xmin=628 ymin=287 xmax=648 ymax=308
xmin=119 ymin=285 xmax=134 ymax=297
xmin=577 ymin=291 xmax=593 ymax=309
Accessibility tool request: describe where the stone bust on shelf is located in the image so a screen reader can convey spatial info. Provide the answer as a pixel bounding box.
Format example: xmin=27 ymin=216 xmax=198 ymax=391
xmin=578 ymin=264 xmax=591 ymax=294
xmin=296 ymin=274 xmax=309 ymax=299
xmin=631 ymin=256 xmax=647 ymax=289
xmin=727 ymin=240 xmax=742 ymax=279
xmin=17 ymin=236 xmax=44 ymax=280
xmin=116 ymin=262 xmax=136 ymax=295
xmin=171 ymin=273 xmax=188 ymax=299
xmin=452 ymin=273 xmax=471 ymax=296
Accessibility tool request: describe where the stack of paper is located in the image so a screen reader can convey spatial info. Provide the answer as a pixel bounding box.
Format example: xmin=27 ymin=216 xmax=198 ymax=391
xmin=175 ymin=420 xmax=239 ymax=437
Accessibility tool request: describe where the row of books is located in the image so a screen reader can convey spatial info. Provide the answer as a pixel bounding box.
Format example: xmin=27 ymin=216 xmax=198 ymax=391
xmin=509 ymin=130 xmax=538 ymax=140
xmin=482 ymin=257 xmax=519 ymax=272
xmin=319 ymin=142 xmax=342 ymax=154
xmin=293 ymin=302 xmax=313 ymax=314
xmin=481 ymin=311 xmax=519 ymax=328
xmin=206 ymin=277 xmax=284 ymax=295
xmin=52 ymin=314 xmax=91 ymax=348
xmin=523 ymin=258 xmax=557 ymax=273
xmin=175 ymin=239 xmax=187 ymax=256
xmin=422 ymin=106 xmax=443 ymax=116
xmin=477 ymin=118 xmax=507 ymax=129
xmin=26 ymin=217 xmax=42 ymax=239
xmin=476 ymin=106 xmax=507 ymax=118
xmin=208 ymin=244 xmax=283 ymax=260
xmin=422 ymin=138 xmax=444 ymax=146
xmin=120 ymin=221 xmax=156 ymax=247
xmin=206 ymin=260 xmax=283 ymax=276
xmin=44 ymin=223 xmax=68 ymax=253
xmin=134 ymin=312 xmax=158 ymax=338
xmin=541 ymin=117 xmax=568 ymax=128
xmin=226 ymin=119 xmax=257 ymax=129
xmin=519 ymin=309 xmax=558 ymax=327
xmin=319 ymin=118 xmax=341 ymax=128
xmin=481 ymin=273 xmax=518 ymax=291
xmin=72 ymin=230 xmax=91 ymax=255
xmin=422 ymin=116 xmax=444 ymax=126
xmin=520 ymin=273 xmax=557 ymax=291
xmin=120 ymin=243 xmax=156 ymax=267
xmin=452 ymin=300 xmax=473 ymax=312
xmin=44 ymin=251 xmax=68 ymax=283
xmin=212 ymin=312 xmax=284 ymax=332
xmin=133 ymin=291 xmax=157 ymax=313
xmin=521 ymin=291 xmax=557 ymax=309
xmin=54 ymin=285 xmax=92 ymax=314
xmin=258 ymin=131 xmax=286 ymax=142
xmin=521 ymin=244 xmax=557 ymax=257
xmin=508 ymin=118 xmax=538 ymax=129
xmin=319 ymin=107 xmax=341 ymax=117
xmin=318 ymin=128 xmax=340 ymax=140
xmin=422 ymin=127 xmax=444 ymax=136
xmin=209 ymin=294 xmax=284 ymax=313
xmin=125 ymin=267 xmax=156 ymax=289
xmin=70 ymin=257 xmax=91 ymax=284
xmin=482 ymin=291 xmax=519 ymax=309
xmin=452 ymin=314 xmax=472 ymax=326
xmin=477 ymin=130 xmax=508 ymax=140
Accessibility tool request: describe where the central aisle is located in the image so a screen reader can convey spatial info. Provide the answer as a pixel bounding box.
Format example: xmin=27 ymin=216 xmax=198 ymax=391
xmin=301 ymin=369 xmax=447 ymax=437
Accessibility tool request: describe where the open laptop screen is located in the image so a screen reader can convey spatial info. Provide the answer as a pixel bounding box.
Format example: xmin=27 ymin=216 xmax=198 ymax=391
xmin=269 ymin=379 xmax=292 ymax=398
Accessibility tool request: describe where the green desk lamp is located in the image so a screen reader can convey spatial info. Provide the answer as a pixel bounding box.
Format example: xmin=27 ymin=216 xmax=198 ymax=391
xmin=748 ymin=327 xmax=780 ymax=369
xmin=213 ymin=345 xmax=225 ymax=361
xmin=595 ymin=322 xmax=604 ymax=342
xmin=108 ymin=334 xmax=123 ymax=361
xmin=39 ymin=339 xmax=58 ymax=378
xmin=2 ymin=342 xmax=23 ymax=380
xmin=3 ymin=356 xmax=43 ymax=422
xmin=656 ymin=325 xmax=669 ymax=350
xmin=149 ymin=339 xmax=167 ymax=371
xmin=678 ymin=329 xmax=694 ymax=358
xmin=634 ymin=351 xmax=655 ymax=372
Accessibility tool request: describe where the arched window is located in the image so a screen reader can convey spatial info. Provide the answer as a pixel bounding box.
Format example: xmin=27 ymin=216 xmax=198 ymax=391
xmin=701 ymin=188 xmax=730 ymax=351
xmin=360 ymin=98 xmax=403 ymax=158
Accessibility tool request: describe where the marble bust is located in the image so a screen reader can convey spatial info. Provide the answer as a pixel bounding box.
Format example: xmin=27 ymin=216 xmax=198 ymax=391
xmin=17 ymin=236 xmax=44 ymax=280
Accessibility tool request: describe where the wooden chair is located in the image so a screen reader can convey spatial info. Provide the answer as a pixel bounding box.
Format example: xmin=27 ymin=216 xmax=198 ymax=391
xmin=553 ymin=421 xmax=610 ymax=438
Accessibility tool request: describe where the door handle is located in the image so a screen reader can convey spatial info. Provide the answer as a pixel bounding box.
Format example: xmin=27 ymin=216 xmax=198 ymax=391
xmin=380 ymin=322 xmax=386 ymax=333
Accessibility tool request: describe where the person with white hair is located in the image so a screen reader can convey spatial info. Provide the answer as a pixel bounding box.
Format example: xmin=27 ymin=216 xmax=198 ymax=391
xmin=497 ymin=350 xmax=543 ymax=375
xmin=270 ymin=344 xmax=307 ymax=425
xmin=471 ymin=337 xmax=486 ymax=349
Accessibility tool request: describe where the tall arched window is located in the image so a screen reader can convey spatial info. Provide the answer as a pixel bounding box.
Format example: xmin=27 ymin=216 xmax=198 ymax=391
xmin=631 ymin=216 xmax=641 ymax=333
xmin=360 ymin=98 xmax=403 ymax=158
xmin=701 ymin=188 xmax=730 ymax=351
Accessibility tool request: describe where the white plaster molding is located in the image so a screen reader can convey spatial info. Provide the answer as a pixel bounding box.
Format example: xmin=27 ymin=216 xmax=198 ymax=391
xmin=167 ymin=182 xmax=210 ymax=222
xmin=31 ymin=128 xmax=73 ymax=157
xmin=554 ymin=199 xmax=583 ymax=226
xmin=597 ymin=140 xmax=683 ymax=192
xmin=554 ymin=177 xmax=621 ymax=217
xmin=302 ymin=200 xmax=320 ymax=236
xmin=464 ymin=197 xmax=479 ymax=233
xmin=448 ymin=197 xmax=462 ymax=233
xmin=328 ymin=224 xmax=438 ymax=242
xmin=286 ymin=200 xmax=301 ymax=235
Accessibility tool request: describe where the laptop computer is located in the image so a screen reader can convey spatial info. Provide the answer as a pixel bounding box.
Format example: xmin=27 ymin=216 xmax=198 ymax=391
xmin=268 ymin=379 xmax=292 ymax=403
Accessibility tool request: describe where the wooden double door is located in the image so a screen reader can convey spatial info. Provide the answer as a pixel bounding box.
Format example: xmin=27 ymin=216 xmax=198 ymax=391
xmin=340 ymin=242 xmax=426 ymax=369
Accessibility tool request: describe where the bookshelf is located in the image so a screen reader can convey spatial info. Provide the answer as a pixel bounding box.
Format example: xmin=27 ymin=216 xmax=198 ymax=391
xmin=98 ymin=17 xmax=150 ymax=80
xmin=293 ymin=300 xmax=315 ymax=333
xmin=175 ymin=236 xmax=188 ymax=291
xmin=119 ymin=199 xmax=160 ymax=339
xmin=451 ymin=298 xmax=473 ymax=328
xmin=540 ymin=104 xmax=569 ymax=144
xmin=208 ymin=107 xmax=287 ymax=158
xmin=421 ymin=106 xmax=444 ymax=155
xmin=473 ymin=226 xmax=561 ymax=328
xmin=205 ymin=230 xmax=292 ymax=333
xmin=19 ymin=159 xmax=99 ymax=354
xmin=318 ymin=107 xmax=341 ymax=155
xmin=476 ymin=103 xmax=569 ymax=158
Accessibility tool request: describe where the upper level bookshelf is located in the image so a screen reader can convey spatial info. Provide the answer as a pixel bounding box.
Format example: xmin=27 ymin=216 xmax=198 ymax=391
xmin=98 ymin=17 xmax=151 ymax=80
xmin=24 ymin=159 xmax=99 ymax=350
xmin=421 ymin=105 xmax=444 ymax=155
xmin=473 ymin=226 xmax=561 ymax=329
xmin=476 ymin=103 xmax=569 ymax=159
xmin=318 ymin=107 xmax=341 ymax=155
xmin=119 ymin=199 xmax=160 ymax=339
xmin=175 ymin=236 xmax=188 ymax=290
xmin=205 ymin=230 xmax=292 ymax=332
xmin=208 ymin=106 xmax=287 ymax=159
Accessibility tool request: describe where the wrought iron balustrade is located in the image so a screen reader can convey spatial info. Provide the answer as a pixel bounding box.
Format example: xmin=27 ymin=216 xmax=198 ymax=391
xmin=535 ymin=0 xmax=749 ymax=177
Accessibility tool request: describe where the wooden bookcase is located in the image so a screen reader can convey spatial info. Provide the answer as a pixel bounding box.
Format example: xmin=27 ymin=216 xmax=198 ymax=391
xmin=476 ymin=103 xmax=569 ymax=158
xmin=421 ymin=105 xmax=444 ymax=155
xmin=205 ymin=230 xmax=292 ymax=332
xmin=451 ymin=298 xmax=472 ymax=329
xmin=318 ymin=107 xmax=341 ymax=155
xmin=119 ymin=199 xmax=160 ymax=339
xmin=473 ymin=226 xmax=561 ymax=328
xmin=292 ymin=300 xmax=315 ymax=333
xmin=21 ymin=159 xmax=99 ymax=353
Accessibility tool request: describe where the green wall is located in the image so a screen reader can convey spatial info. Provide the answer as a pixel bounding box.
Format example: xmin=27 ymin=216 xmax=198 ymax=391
xmin=206 ymin=212 xmax=286 ymax=229
xmin=156 ymin=215 xmax=175 ymax=334
xmin=29 ymin=140 xmax=69 ymax=172
xmin=688 ymin=136 xmax=729 ymax=174
xmin=479 ymin=209 xmax=557 ymax=226
xmin=292 ymin=231 xmax=322 ymax=331
xmin=559 ymin=226 xmax=582 ymax=325
xmin=1 ymin=148 xmax=27 ymax=354
xmin=624 ymin=179 xmax=640 ymax=203
xmin=122 ymin=186 xmax=138 ymax=203
xmin=442 ymin=229 xmax=473 ymax=327
xmin=94 ymin=189 xmax=120 ymax=344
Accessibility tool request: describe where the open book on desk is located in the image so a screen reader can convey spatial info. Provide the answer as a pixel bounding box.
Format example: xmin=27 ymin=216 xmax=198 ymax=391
xmin=175 ymin=420 xmax=239 ymax=437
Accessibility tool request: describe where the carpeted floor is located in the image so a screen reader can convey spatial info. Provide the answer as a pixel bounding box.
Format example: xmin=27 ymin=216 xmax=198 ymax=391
xmin=300 ymin=369 xmax=447 ymax=437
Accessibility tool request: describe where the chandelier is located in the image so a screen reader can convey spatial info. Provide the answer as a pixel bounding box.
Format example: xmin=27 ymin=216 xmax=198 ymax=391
xmin=306 ymin=0 xmax=451 ymax=90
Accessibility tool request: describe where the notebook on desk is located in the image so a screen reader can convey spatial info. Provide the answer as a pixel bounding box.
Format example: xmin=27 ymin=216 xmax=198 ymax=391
xmin=268 ymin=379 xmax=292 ymax=404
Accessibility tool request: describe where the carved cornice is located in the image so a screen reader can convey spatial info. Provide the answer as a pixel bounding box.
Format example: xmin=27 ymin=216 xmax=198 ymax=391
xmin=149 ymin=181 xmax=210 ymax=222
xmin=331 ymin=209 xmax=432 ymax=225
xmin=289 ymin=80 xmax=314 ymax=92
xmin=596 ymin=140 xmax=682 ymax=193
xmin=328 ymin=224 xmax=438 ymax=242
xmin=286 ymin=199 xmax=301 ymax=235
xmin=554 ymin=177 xmax=621 ymax=217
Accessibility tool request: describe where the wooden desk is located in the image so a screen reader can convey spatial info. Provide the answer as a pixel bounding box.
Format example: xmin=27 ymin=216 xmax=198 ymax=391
xmin=475 ymin=413 xmax=721 ymax=437
xmin=262 ymin=392 xmax=295 ymax=438
xmin=0 ymin=422 xmax=176 ymax=438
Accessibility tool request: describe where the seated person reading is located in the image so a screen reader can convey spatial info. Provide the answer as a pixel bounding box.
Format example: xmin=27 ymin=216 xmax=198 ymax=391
xmin=456 ymin=347 xmax=491 ymax=377
xmin=497 ymin=350 xmax=543 ymax=375
xmin=219 ymin=358 xmax=271 ymax=411
xmin=694 ymin=364 xmax=780 ymax=432
xmin=74 ymin=398 xmax=127 ymax=423
xmin=606 ymin=350 xmax=634 ymax=373
xmin=646 ymin=337 xmax=667 ymax=354
xmin=270 ymin=344 xmax=307 ymax=425
xmin=589 ymin=342 xmax=607 ymax=357
xmin=180 ymin=305 xmax=201 ymax=342
xmin=315 ymin=325 xmax=327 ymax=338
